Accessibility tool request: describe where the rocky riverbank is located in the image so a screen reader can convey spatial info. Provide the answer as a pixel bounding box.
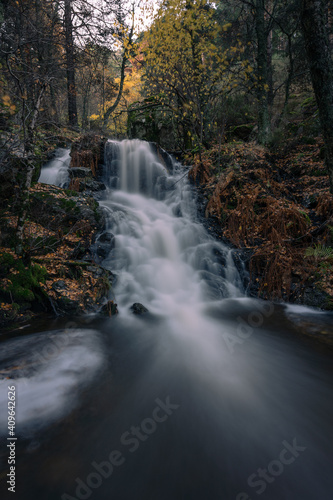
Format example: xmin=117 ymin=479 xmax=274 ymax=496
xmin=187 ymin=140 xmax=333 ymax=310
xmin=0 ymin=134 xmax=116 ymax=330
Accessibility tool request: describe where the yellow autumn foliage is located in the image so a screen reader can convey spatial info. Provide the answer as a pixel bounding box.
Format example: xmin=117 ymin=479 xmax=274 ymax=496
xmin=143 ymin=0 xmax=246 ymax=144
xmin=2 ymin=95 xmax=16 ymax=114
xmin=90 ymin=65 xmax=143 ymax=135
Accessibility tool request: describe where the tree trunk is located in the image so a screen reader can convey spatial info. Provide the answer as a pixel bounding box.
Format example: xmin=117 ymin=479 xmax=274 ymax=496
xmin=15 ymin=159 xmax=36 ymax=256
xmin=282 ymin=33 xmax=294 ymax=117
xmin=255 ymin=0 xmax=271 ymax=144
xmin=82 ymin=85 xmax=91 ymax=129
xmin=267 ymin=27 xmax=274 ymax=107
xmin=64 ymin=0 xmax=78 ymax=128
xmin=103 ymin=48 xmax=127 ymax=127
xmin=103 ymin=10 xmax=135 ymax=127
xmin=49 ymin=82 xmax=60 ymax=125
xmin=301 ymin=0 xmax=333 ymax=193
xmin=15 ymin=83 xmax=46 ymax=255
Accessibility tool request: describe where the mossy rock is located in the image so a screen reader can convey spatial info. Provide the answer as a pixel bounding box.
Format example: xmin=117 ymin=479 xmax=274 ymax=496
xmin=0 ymin=253 xmax=47 ymax=304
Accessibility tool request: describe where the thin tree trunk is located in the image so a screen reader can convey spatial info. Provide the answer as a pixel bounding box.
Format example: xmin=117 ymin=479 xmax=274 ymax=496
xmin=103 ymin=10 xmax=135 ymax=127
xmin=103 ymin=48 xmax=127 ymax=127
xmin=49 ymin=82 xmax=60 ymax=124
xmin=15 ymin=160 xmax=35 ymax=256
xmin=64 ymin=0 xmax=78 ymax=128
xmin=16 ymin=83 xmax=46 ymax=255
xmin=301 ymin=0 xmax=333 ymax=193
xmin=82 ymin=79 xmax=91 ymax=129
xmin=256 ymin=0 xmax=271 ymax=144
xmin=282 ymin=33 xmax=294 ymax=117
xmin=267 ymin=27 xmax=274 ymax=107
xmin=82 ymin=92 xmax=88 ymax=129
xmin=28 ymin=83 xmax=46 ymax=138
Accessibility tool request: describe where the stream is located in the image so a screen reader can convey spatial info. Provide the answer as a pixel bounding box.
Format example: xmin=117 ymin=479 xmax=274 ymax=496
xmin=0 ymin=141 xmax=333 ymax=500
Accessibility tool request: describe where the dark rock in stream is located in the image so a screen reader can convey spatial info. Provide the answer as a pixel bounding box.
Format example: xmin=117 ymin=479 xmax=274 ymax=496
xmin=130 ymin=303 xmax=149 ymax=315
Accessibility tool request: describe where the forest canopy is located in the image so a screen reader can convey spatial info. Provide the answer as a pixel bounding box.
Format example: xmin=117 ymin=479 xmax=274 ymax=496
xmin=1 ymin=0 xmax=333 ymax=188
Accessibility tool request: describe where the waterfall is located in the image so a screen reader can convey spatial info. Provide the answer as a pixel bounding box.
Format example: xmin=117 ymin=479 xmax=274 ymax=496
xmin=38 ymin=148 xmax=70 ymax=187
xmin=2 ymin=141 xmax=333 ymax=500
xmin=100 ymin=139 xmax=243 ymax=315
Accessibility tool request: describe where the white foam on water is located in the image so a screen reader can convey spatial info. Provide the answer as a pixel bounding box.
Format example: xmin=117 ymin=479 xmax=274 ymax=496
xmin=284 ymin=303 xmax=326 ymax=315
xmin=0 ymin=329 xmax=105 ymax=434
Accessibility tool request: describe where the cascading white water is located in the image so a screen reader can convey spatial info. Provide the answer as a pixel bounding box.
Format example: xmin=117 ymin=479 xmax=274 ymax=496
xmin=38 ymin=148 xmax=70 ymax=187
xmin=100 ymin=139 xmax=243 ymax=318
